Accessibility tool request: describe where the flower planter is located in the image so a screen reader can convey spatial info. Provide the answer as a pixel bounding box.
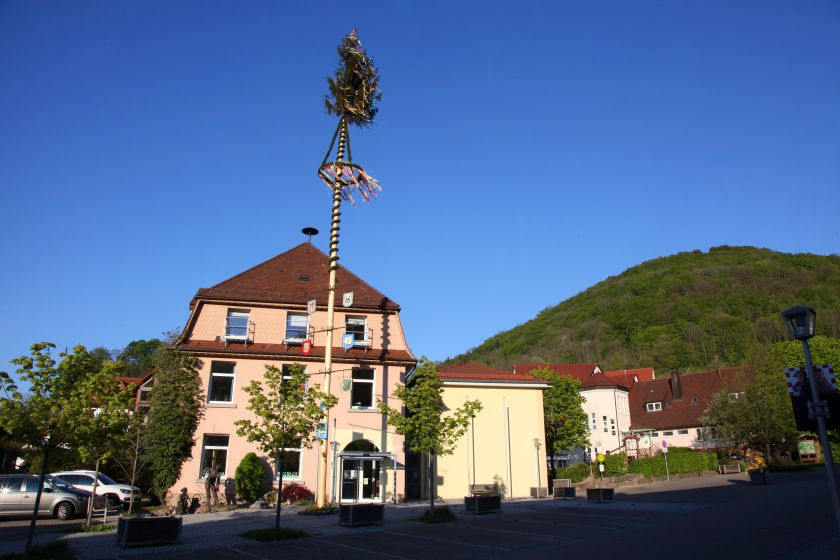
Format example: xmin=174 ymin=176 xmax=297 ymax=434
xmin=748 ymin=471 xmax=767 ymax=485
xmin=116 ymin=516 xmax=182 ymax=548
xmin=339 ymin=503 xmax=384 ymax=526
xmin=586 ymin=488 xmax=614 ymax=503
xmin=464 ymin=494 xmax=501 ymax=514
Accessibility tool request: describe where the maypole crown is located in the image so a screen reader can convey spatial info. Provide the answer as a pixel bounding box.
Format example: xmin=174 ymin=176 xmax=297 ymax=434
xmin=319 ymin=30 xmax=382 ymax=205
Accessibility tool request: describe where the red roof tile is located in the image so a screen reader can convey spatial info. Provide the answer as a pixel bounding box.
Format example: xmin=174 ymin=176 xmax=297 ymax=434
xmin=437 ymin=363 xmax=545 ymax=384
xmin=603 ymin=368 xmax=656 ymax=387
xmin=629 ymin=366 xmax=754 ymax=430
xmin=179 ymin=339 xmax=415 ymax=364
xmin=193 ymin=243 xmax=399 ymax=311
xmin=514 ymin=363 xmax=627 ymax=389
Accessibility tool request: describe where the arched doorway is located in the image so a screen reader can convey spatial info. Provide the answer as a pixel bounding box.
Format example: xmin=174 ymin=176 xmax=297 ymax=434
xmin=341 ymin=440 xmax=382 ymax=503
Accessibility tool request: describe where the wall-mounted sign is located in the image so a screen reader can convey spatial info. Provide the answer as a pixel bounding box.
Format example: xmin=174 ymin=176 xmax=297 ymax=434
xmin=302 ymin=340 xmax=312 ymax=355
xmin=342 ymin=333 xmax=354 ymax=350
xmin=307 ymin=299 xmax=317 ymax=315
xmin=342 ymin=292 xmax=353 ymax=307
xmin=316 ymin=423 xmax=327 ymax=440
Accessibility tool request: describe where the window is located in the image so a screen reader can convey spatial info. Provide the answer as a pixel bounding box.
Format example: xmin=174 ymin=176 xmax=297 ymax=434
xmin=690 ymin=397 xmax=698 ymax=405
xmin=666 ymin=401 xmax=672 ymax=408
xmin=345 ymin=316 xmax=368 ymax=346
xmin=201 ymin=435 xmax=229 ymax=477
xmin=282 ymin=364 xmax=308 ymax=391
xmin=650 ymin=432 xmax=659 ymax=437
xmin=678 ymin=429 xmax=689 ymax=435
xmin=277 ymin=440 xmax=302 ymax=479
xmin=225 ymin=309 xmax=250 ymax=340
xmin=208 ymin=362 xmax=235 ymax=403
xmin=351 ymin=368 xmax=375 ymax=408
xmin=728 ymin=392 xmax=745 ymax=402
xmin=663 ymin=431 xmax=674 ymax=436
xmin=285 ymin=313 xmax=308 ymax=343
xmin=646 ymin=402 xmax=662 ymax=412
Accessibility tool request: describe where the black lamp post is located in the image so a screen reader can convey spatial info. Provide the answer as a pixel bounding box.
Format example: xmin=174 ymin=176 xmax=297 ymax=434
xmin=781 ymin=305 xmax=840 ymax=533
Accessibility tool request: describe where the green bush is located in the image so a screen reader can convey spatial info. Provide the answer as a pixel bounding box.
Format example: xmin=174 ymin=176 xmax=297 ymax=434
xmin=421 ymin=505 xmax=455 ymax=523
xmin=554 ymin=462 xmax=590 ymax=483
xmin=629 ymin=447 xmax=718 ymax=478
xmin=235 ymin=452 xmax=267 ymax=503
xmin=604 ymin=452 xmax=628 ymax=476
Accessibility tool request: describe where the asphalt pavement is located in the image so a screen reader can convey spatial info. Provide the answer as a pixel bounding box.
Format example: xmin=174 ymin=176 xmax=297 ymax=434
xmin=3 ymin=471 xmax=838 ymax=560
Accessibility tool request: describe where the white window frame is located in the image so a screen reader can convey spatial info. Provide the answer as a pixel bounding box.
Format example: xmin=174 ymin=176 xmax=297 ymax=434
xmin=678 ymin=429 xmax=689 ymax=435
xmin=345 ymin=315 xmax=369 ymax=347
xmin=350 ymin=368 xmax=375 ymax=409
xmin=225 ymin=309 xmax=250 ymax=341
xmin=646 ymin=402 xmax=662 ymax=412
xmin=200 ymin=434 xmax=229 ymax=478
xmin=281 ymin=364 xmax=308 ymax=392
xmin=663 ymin=431 xmax=674 ymax=436
xmin=728 ymin=392 xmax=744 ymax=402
xmin=208 ymin=361 xmax=236 ymax=404
xmin=285 ymin=312 xmax=309 ymax=344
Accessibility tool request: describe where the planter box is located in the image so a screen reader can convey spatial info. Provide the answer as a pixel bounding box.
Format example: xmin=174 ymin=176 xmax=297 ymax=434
xmin=339 ymin=503 xmax=385 ymax=527
xmin=586 ymin=488 xmax=615 ymax=503
xmin=554 ymin=487 xmax=576 ymax=499
xmin=116 ymin=516 xmax=182 ymax=548
xmin=719 ymin=464 xmax=741 ymax=474
xmin=749 ymin=471 xmax=767 ymax=485
xmin=464 ymin=494 xmax=501 ymax=514
xmin=529 ymin=487 xmax=549 ymax=498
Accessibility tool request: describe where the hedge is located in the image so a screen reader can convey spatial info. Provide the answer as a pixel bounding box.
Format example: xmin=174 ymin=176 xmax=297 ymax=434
xmin=554 ymin=463 xmax=590 ymax=483
xmin=629 ymin=447 xmax=718 ymax=478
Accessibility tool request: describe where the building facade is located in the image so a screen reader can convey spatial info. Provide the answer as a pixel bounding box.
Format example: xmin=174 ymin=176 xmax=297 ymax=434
xmin=173 ymin=243 xmax=416 ymax=504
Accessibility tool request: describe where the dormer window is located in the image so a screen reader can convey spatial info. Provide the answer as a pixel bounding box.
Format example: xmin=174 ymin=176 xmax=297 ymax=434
xmin=646 ymin=402 xmax=662 ymax=412
xmin=285 ymin=313 xmax=309 ymax=343
xmin=225 ymin=309 xmax=250 ymax=341
xmin=690 ymin=397 xmax=698 ymax=405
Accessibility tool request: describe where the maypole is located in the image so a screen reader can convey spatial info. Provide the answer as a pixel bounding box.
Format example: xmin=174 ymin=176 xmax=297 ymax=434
xmin=316 ymin=30 xmax=382 ymax=507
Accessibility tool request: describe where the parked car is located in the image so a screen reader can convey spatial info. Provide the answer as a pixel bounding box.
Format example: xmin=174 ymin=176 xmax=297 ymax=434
xmin=51 ymin=470 xmax=141 ymax=506
xmin=0 ymin=474 xmax=90 ymax=520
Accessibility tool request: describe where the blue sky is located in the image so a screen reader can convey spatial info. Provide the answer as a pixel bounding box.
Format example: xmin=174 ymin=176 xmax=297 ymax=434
xmin=2 ymin=1 xmax=839 ymax=377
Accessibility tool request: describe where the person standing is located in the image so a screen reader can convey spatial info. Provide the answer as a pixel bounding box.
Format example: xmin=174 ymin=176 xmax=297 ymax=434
xmin=205 ymin=466 xmax=220 ymax=512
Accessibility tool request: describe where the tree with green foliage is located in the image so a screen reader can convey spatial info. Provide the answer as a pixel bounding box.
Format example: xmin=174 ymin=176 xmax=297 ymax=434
xmin=110 ymin=413 xmax=152 ymax=515
xmin=118 ymin=339 xmax=164 ymax=376
xmin=235 ymin=452 xmax=267 ymax=504
xmin=526 ymin=367 xmax=589 ymax=482
xmin=0 ymin=343 xmax=126 ymax=556
xmin=378 ymin=359 xmax=483 ymax=515
xmin=58 ymin=352 xmax=134 ymax=524
xmin=143 ymin=346 xmax=205 ymax=503
xmin=235 ymin=363 xmax=336 ymax=529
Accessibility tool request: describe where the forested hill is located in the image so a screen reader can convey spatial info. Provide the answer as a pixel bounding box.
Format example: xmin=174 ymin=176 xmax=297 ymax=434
xmin=449 ymin=246 xmax=840 ymax=374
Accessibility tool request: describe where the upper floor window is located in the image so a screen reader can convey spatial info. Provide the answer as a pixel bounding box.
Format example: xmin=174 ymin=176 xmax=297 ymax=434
xmin=345 ymin=316 xmax=369 ymax=347
xmin=209 ymin=361 xmax=235 ymax=403
xmin=285 ymin=313 xmax=308 ymax=343
xmin=225 ymin=309 xmax=250 ymax=340
xmin=646 ymin=402 xmax=662 ymax=412
xmin=351 ymin=368 xmax=375 ymax=409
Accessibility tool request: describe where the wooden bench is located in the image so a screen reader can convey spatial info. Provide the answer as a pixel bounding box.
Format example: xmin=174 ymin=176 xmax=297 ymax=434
xmin=718 ymin=464 xmax=741 ymax=474
xmin=465 ymin=483 xmax=501 ymax=514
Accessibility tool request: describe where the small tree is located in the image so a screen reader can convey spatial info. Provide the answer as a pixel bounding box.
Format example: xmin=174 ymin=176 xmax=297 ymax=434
xmin=111 ymin=413 xmax=153 ymax=515
xmin=378 ymin=358 xmax=482 ymax=515
xmin=235 ymin=452 xmax=267 ymax=504
xmin=0 ymin=343 xmax=102 ymax=557
xmin=143 ymin=346 xmax=205 ymax=503
xmin=527 ymin=368 xmax=590 ymax=482
xmin=235 ymin=363 xmax=336 ymax=529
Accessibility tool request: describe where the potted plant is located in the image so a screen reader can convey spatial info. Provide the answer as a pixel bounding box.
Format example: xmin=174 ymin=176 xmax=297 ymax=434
xmin=745 ymin=450 xmax=767 ymax=485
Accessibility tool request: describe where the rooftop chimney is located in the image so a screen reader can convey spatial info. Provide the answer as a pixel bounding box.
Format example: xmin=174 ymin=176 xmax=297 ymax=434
xmin=670 ymin=370 xmax=683 ymax=400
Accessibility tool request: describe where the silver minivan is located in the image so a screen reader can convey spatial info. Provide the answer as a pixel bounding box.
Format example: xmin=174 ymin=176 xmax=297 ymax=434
xmin=0 ymin=474 xmax=90 ymax=520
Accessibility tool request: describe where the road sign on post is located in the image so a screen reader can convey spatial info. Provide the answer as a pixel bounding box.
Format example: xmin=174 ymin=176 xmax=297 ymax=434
xmin=662 ymin=441 xmax=670 ymax=481
xmin=316 ymin=423 xmax=327 ymax=440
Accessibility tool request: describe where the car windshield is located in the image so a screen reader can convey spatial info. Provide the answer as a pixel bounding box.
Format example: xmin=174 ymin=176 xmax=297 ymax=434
xmin=45 ymin=475 xmax=74 ymax=491
xmin=97 ymin=473 xmax=117 ymax=485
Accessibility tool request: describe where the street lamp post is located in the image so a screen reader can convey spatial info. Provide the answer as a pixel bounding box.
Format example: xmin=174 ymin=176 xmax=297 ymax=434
xmin=781 ymin=305 xmax=840 ymax=533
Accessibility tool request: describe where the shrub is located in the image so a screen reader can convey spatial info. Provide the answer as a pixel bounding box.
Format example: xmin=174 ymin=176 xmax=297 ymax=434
xmin=282 ymin=482 xmax=314 ymax=503
xmin=554 ymin=462 xmax=590 ymax=483
xmin=603 ymin=452 xmax=628 ymax=476
xmin=235 ymin=452 xmax=267 ymax=503
xmin=629 ymin=447 xmax=718 ymax=478
xmin=421 ymin=505 xmax=455 ymax=523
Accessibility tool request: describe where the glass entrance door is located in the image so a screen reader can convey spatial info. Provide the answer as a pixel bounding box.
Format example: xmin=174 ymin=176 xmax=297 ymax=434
xmin=361 ymin=459 xmax=380 ymax=500
xmin=342 ymin=459 xmax=359 ymax=502
xmin=341 ymin=458 xmax=381 ymax=502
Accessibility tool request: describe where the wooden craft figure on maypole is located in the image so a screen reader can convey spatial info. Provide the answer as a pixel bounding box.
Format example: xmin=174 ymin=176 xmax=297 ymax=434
xmin=316 ymin=30 xmax=382 ymax=507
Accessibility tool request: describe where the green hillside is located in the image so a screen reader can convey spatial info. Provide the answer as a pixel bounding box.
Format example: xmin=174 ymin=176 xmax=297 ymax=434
xmin=451 ymin=246 xmax=840 ymax=373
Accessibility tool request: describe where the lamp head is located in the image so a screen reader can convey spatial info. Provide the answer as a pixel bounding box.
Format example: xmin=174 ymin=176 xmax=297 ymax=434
xmin=781 ymin=306 xmax=816 ymax=340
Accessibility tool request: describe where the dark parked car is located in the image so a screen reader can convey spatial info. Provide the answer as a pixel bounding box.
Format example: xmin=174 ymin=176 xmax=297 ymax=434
xmin=0 ymin=474 xmax=90 ymax=520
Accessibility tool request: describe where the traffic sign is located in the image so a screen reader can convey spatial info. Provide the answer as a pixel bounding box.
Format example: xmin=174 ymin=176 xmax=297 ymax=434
xmin=662 ymin=440 xmax=669 ymax=453
xmin=597 ymin=453 xmax=606 ymax=463
xmin=598 ymin=463 xmax=605 ymax=473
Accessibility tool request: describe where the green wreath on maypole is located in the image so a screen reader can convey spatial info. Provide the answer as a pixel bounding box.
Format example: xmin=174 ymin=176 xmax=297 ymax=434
xmin=318 ymin=30 xmax=382 ymax=208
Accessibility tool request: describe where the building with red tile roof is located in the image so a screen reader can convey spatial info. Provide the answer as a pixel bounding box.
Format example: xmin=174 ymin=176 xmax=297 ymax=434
xmin=430 ymin=363 xmax=549 ymax=499
xmin=171 ymin=242 xmax=416 ymax=505
xmin=602 ymin=368 xmax=656 ymax=387
xmin=628 ymin=366 xmax=754 ymax=454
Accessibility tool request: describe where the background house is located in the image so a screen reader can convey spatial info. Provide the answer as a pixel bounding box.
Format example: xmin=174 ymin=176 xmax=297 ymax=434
xmin=173 ymin=243 xmax=416 ymax=504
